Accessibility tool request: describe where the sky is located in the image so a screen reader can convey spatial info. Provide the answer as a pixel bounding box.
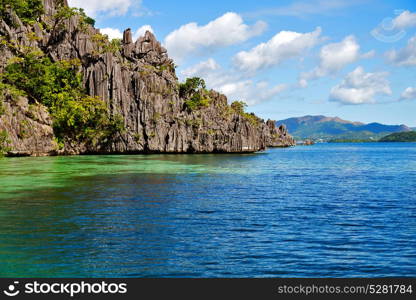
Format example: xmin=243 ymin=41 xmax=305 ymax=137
xmin=67 ymin=0 xmax=416 ymax=126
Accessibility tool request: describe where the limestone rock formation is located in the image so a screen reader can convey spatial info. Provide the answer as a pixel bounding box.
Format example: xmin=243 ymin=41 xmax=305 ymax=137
xmin=0 ymin=0 xmax=294 ymax=156
xmin=265 ymin=121 xmax=296 ymax=148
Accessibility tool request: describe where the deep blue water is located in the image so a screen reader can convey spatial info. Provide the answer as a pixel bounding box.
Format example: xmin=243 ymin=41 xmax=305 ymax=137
xmin=0 ymin=143 xmax=415 ymax=277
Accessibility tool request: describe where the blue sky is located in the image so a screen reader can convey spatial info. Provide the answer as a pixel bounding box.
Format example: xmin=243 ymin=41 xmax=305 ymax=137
xmin=68 ymin=0 xmax=416 ymax=126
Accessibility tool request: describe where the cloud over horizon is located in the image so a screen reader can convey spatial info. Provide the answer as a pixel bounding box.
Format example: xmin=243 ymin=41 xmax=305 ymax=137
xmin=299 ymin=35 xmax=374 ymax=87
xmin=329 ymin=67 xmax=392 ymax=105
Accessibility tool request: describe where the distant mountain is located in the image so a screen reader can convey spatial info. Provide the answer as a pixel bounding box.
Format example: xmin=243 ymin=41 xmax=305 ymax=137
xmin=379 ymin=131 xmax=416 ymax=142
xmin=276 ymin=115 xmax=411 ymax=141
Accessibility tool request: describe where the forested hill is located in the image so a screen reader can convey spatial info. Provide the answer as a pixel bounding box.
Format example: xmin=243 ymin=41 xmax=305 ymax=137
xmin=276 ymin=115 xmax=411 ymax=141
xmin=379 ymin=132 xmax=416 ymax=142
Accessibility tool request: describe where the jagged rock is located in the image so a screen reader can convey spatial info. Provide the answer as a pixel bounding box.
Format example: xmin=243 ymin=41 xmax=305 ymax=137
xmin=0 ymin=96 xmax=58 ymax=156
xmin=0 ymin=0 xmax=295 ymax=156
xmin=265 ymin=121 xmax=296 ymax=147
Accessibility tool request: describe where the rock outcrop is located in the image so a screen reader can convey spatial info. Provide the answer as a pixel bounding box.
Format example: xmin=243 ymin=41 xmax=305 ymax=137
xmin=0 ymin=0 xmax=294 ymax=156
xmin=265 ymin=121 xmax=296 ymax=147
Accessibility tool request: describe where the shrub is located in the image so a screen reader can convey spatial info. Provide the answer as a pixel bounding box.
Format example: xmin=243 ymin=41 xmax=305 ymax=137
xmin=231 ymin=101 xmax=247 ymax=115
xmin=0 ymin=50 xmax=124 ymax=146
xmin=0 ymin=130 xmax=11 ymax=157
xmin=92 ymin=34 xmax=121 ymax=54
xmin=230 ymin=100 xmax=260 ymax=126
xmin=0 ymin=82 xmax=25 ymax=105
xmin=2 ymin=51 xmax=83 ymax=107
xmin=0 ymin=100 xmax=4 ymax=116
xmin=179 ymin=78 xmax=211 ymax=111
xmin=185 ymin=93 xmax=211 ymax=111
xmin=77 ymin=8 xmax=95 ymax=27
xmin=179 ymin=77 xmax=206 ymax=98
xmin=1 ymin=0 xmax=44 ymax=25
xmin=53 ymin=4 xmax=96 ymax=31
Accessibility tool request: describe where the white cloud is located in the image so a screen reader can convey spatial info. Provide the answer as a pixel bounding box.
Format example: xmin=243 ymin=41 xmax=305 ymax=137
xmin=133 ymin=25 xmax=154 ymax=40
xmin=218 ymin=81 xmax=287 ymax=105
xmin=181 ymin=58 xmax=286 ymax=105
xmin=68 ymin=0 xmax=134 ymax=17
xmin=300 ymin=35 xmax=374 ymax=87
xmin=182 ymin=59 xmax=221 ymax=79
xmin=99 ymin=25 xmax=154 ymax=41
xmin=100 ymin=28 xmax=123 ymax=40
xmin=164 ymin=12 xmax=267 ymax=62
xmin=233 ymin=27 xmax=322 ymax=73
xmin=400 ymin=87 xmax=416 ymax=100
xmin=393 ymin=10 xmax=416 ymax=29
xmin=386 ymin=35 xmax=416 ymax=66
xmin=329 ymin=66 xmax=391 ymax=104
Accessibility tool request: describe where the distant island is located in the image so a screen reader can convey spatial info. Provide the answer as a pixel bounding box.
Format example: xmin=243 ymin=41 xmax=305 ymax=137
xmin=276 ymin=115 xmax=411 ymax=143
xmin=379 ymin=132 xmax=416 ymax=142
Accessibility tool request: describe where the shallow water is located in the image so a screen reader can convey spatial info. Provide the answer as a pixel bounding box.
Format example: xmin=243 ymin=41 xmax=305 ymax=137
xmin=0 ymin=143 xmax=415 ymax=277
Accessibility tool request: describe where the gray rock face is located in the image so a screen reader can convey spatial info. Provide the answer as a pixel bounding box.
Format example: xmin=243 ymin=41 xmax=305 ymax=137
xmin=0 ymin=0 xmax=295 ymax=156
xmin=265 ymin=121 xmax=296 ymax=147
xmin=0 ymin=95 xmax=57 ymax=156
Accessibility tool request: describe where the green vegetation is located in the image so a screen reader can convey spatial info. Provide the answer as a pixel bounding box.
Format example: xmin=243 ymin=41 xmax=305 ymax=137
xmin=179 ymin=78 xmax=211 ymax=111
xmin=0 ymin=50 xmax=123 ymax=145
xmin=0 ymin=82 xmax=25 ymax=105
xmin=278 ymin=116 xmax=411 ymax=142
xmin=91 ymin=34 xmax=121 ymax=55
xmin=0 ymin=0 xmax=95 ymax=33
xmin=379 ymin=131 xmax=416 ymax=142
xmin=0 ymin=130 xmax=11 ymax=157
xmin=53 ymin=4 xmax=95 ymax=31
xmin=179 ymin=77 xmax=206 ymax=96
xmin=1 ymin=0 xmax=44 ymax=25
xmin=230 ymin=101 xmax=246 ymax=115
xmin=133 ymin=133 xmax=142 ymax=143
xmin=0 ymin=92 xmax=5 ymax=116
xmin=230 ymin=101 xmax=260 ymax=126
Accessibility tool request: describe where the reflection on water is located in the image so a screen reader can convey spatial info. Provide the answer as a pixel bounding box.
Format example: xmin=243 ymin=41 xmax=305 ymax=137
xmin=0 ymin=143 xmax=415 ymax=277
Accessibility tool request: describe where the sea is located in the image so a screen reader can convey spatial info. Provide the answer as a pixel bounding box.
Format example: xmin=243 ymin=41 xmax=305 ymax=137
xmin=0 ymin=143 xmax=415 ymax=277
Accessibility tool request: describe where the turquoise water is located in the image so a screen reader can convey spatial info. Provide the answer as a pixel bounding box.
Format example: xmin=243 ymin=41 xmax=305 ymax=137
xmin=0 ymin=143 xmax=415 ymax=277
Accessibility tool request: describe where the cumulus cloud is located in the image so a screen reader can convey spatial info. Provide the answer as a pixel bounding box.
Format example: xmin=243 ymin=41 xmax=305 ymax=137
xmin=164 ymin=12 xmax=267 ymax=62
xmin=181 ymin=59 xmax=286 ymax=105
xmin=182 ymin=59 xmax=221 ymax=80
xmin=100 ymin=25 xmax=154 ymax=41
xmin=299 ymin=35 xmax=374 ymax=87
xmin=100 ymin=28 xmax=123 ymax=40
xmin=386 ymin=35 xmax=416 ymax=66
xmin=133 ymin=25 xmax=154 ymax=40
xmin=329 ymin=67 xmax=391 ymax=105
xmin=393 ymin=10 xmax=416 ymax=29
xmin=68 ymin=0 xmax=134 ymax=17
xmin=218 ymin=81 xmax=287 ymax=105
xmin=233 ymin=27 xmax=322 ymax=73
xmin=400 ymin=87 xmax=416 ymax=100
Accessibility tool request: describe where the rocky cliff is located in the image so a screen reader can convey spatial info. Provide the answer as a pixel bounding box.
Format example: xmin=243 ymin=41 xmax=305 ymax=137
xmin=0 ymin=0 xmax=294 ymax=156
